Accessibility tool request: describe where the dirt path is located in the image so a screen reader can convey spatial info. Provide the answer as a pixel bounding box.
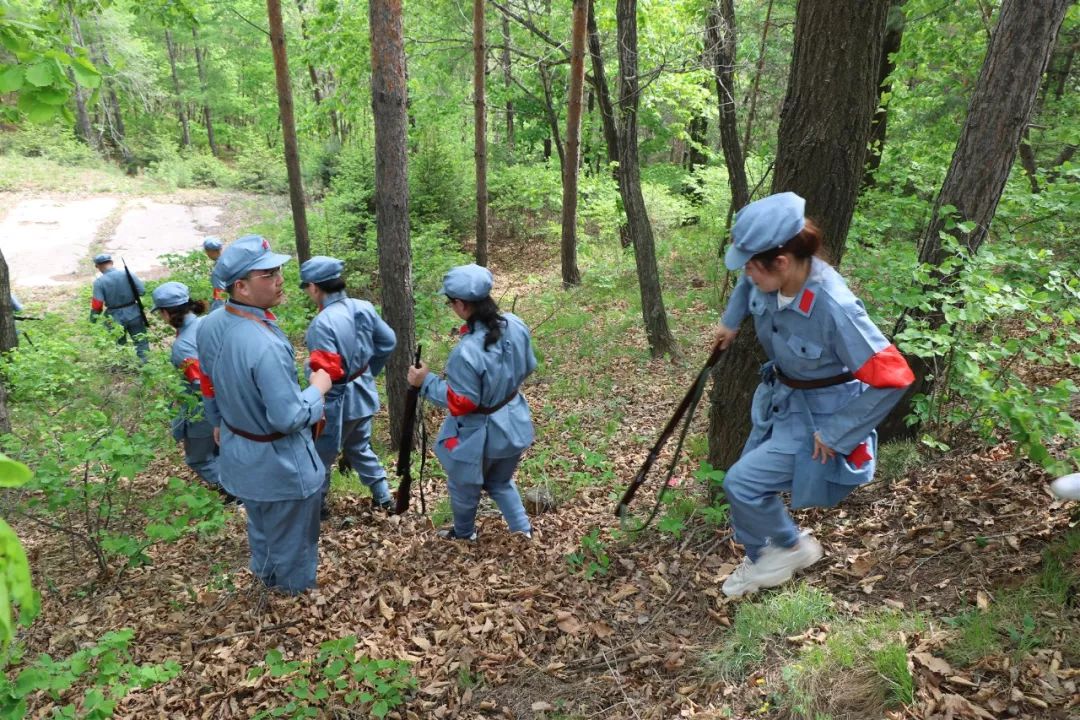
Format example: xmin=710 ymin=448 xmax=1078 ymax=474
xmin=0 ymin=195 xmax=223 ymax=289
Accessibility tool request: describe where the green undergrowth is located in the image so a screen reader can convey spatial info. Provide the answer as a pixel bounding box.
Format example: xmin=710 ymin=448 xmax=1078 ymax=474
xmin=703 ymin=585 xmax=924 ymax=720
xmin=943 ymin=524 xmax=1080 ymax=667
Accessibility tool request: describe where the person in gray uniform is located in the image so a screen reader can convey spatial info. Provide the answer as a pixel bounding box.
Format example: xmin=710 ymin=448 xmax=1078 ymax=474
xmin=299 ymin=256 xmax=397 ymax=517
xmin=195 ymin=235 xmax=332 ymax=594
xmin=150 ymin=281 xmax=230 ymax=499
xmin=90 ymin=253 xmax=148 ymax=361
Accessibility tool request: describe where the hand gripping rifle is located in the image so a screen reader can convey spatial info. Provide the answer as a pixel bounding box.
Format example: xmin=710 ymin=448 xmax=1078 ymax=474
xmin=394 ymin=346 xmax=423 ymax=515
xmin=121 ymin=257 xmax=149 ymax=327
xmin=614 ymin=342 xmax=726 ymax=528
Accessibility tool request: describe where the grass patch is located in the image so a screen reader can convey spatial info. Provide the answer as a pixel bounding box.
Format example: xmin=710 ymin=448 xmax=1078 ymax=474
xmin=943 ymin=525 xmax=1080 ymax=666
xmin=876 ymin=440 xmax=923 ymax=484
xmin=703 ymin=584 xmax=834 ymax=680
xmin=779 ymin=611 xmax=924 ymax=720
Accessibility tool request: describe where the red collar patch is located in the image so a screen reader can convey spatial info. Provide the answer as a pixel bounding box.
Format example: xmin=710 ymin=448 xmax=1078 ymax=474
xmin=459 ymin=324 xmax=470 ymax=335
xmin=798 ymin=289 xmax=815 ymax=314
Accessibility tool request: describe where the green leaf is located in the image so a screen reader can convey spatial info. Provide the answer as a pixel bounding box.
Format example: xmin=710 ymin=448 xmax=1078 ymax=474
xmin=70 ymin=57 xmax=100 ymax=89
xmin=24 ymin=61 xmax=56 ymax=88
xmin=0 ymin=65 xmax=24 ymax=93
xmin=0 ymin=454 xmax=32 ymax=488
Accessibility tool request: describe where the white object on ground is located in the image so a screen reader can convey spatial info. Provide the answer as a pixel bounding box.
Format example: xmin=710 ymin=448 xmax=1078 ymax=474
xmin=1050 ymin=473 xmax=1080 ymax=501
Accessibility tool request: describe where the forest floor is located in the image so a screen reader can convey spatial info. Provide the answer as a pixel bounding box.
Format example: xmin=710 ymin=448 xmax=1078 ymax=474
xmin=4 ymin=171 xmax=1079 ymax=719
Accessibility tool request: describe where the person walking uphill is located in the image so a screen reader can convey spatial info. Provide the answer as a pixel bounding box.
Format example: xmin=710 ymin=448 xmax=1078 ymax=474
xmin=407 ymin=264 xmax=536 ymax=541
xmin=299 ymin=256 xmax=397 ymax=516
xmin=149 ymin=282 xmax=230 ymax=500
xmin=90 ymin=253 xmax=148 ymax=361
xmin=713 ymin=192 xmax=914 ymax=598
xmin=196 ymin=235 xmax=332 ymax=594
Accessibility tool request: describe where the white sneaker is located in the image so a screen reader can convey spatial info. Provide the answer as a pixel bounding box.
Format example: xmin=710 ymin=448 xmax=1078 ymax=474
xmin=1050 ymin=473 xmax=1080 ymax=501
xmin=722 ymin=534 xmax=824 ymax=598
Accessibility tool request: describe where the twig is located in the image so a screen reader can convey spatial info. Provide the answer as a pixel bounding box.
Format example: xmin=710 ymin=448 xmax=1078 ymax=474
xmin=603 ymin=649 xmax=642 ymax=720
xmin=192 ymin=620 xmax=301 ymax=647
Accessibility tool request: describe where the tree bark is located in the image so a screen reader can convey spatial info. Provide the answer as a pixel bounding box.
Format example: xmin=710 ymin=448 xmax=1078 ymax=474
xmin=773 ymin=0 xmax=891 ymax=265
xmin=862 ymin=0 xmax=906 ymax=187
xmin=706 ymin=0 xmax=749 ymax=213
xmin=474 ymin=0 xmax=490 ymax=268
xmin=501 ymin=14 xmax=515 ymax=153
xmin=68 ymin=13 xmax=98 ymax=150
xmin=880 ymin=0 xmax=1071 ymax=442
xmin=192 ymin=26 xmax=218 ymax=157
xmin=587 ymin=0 xmax=631 ymax=248
xmin=164 ymin=29 xmax=192 ymax=149
xmin=0 ymin=251 xmax=17 ymax=354
xmin=538 ymin=64 xmax=565 ymax=170
xmin=741 ymin=0 xmax=774 ymax=155
xmin=266 ymin=0 xmax=311 ymax=263
xmin=560 ymin=0 xmax=587 ymax=288
xmin=616 ymin=0 xmax=675 ymax=358
xmin=369 ymin=0 xmax=416 ymax=451
xmin=707 ymin=0 xmax=890 ymax=469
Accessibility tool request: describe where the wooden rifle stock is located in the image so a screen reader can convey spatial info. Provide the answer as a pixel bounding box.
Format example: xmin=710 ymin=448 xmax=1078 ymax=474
xmin=393 ymin=346 xmax=423 ymax=515
xmin=614 ymin=342 xmax=725 ymax=518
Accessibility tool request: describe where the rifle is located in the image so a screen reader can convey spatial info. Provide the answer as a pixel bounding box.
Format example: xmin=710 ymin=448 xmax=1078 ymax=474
xmin=120 ymin=257 xmax=149 ymax=327
xmin=614 ymin=342 xmax=726 ymax=525
xmin=393 ymin=346 xmax=423 ymax=515
xmin=12 ymin=315 xmax=42 ymax=322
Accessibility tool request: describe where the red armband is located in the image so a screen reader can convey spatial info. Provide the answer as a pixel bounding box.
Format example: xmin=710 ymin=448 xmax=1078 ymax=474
xmin=853 ymin=345 xmax=914 ymax=389
xmin=447 ymin=387 xmax=478 ymax=416
xmin=309 ymin=350 xmax=345 ymax=381
xmin=181 ymin=358 xmax=202 ymax=384
xmin=91 ymin=298 xmax=104 ymax=312
xmin=199 ymin=368 xmax=216 ymax=399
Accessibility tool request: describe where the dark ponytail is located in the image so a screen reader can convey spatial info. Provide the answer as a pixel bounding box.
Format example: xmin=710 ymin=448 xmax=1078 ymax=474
xmin=465 ymin=297 xmax=505 ymax=350
xmin=750 ymin=218 xmax=826 ymax=270
xmin=163 ymin=300 xmax=207 ymax=330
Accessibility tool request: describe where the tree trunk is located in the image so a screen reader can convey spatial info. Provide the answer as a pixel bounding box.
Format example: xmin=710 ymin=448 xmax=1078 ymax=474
xmin=707 ymin=0 xmax=890 ymax=468
xmin=586 ymin=0 xmax=631 ymax=248
xmin=539 ymin=64 xmax=566 ymax=170
xmin=164 ymin=29 xmax=192 ymax=149
xmin=560 ymin=0 xmax=587 ymax=288
xmin=879 ymin=0 xmax=1071 ymax=442
xmin=706 ymin=0 xmax=750 ymax=213
xmin=773 ymin=0 xmax=891 ymax=265
xmin=616 ymin=0 xmax=675 ymax=358
xmin=474 ymin=0 xmax=490 ymax=268
xmin=68 ymin=13 xmax=98 ymax=150
xmin=501 ymin=14 xmax=515 ymax=153
xmin=266 ymin=0 xmax=311 ymax=263
xmin=0 ymin=251 xmax=17 ymax=354
xmin=192 ymin=26 xmax=218 ymax=157
xmin=369 ymin=0 xmax=416 ymax=451
xmin=741 ymin=0 xmax=774 ymax=155
xmin=862 ymin=0 xmax=906 ymax=187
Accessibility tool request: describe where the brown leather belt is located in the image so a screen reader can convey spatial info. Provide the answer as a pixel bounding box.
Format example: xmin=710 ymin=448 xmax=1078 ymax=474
xmin=475 ymin=388 xmax=521 ymax=415
xmin=775 ymin=369 xmax=854 ymax=390
xmin=332 ymin=364 xmax=369 ymax=385
xmin=225 ymin=421 xmax=286 ymax=442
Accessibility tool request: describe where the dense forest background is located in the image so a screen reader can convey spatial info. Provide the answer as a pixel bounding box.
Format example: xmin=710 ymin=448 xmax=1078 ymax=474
xmin=0 ymin=0 xmax=1078 ymax=718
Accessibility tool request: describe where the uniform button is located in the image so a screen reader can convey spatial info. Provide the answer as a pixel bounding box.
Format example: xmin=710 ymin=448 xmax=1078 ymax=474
xmin=772 ymin=325 xmax=778 ymax=332
xmin=773 ymin=406 xmax=779 ymax=412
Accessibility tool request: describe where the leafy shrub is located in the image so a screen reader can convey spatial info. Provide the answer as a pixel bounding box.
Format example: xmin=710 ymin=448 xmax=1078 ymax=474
xmin=0 ymin=629 xmax=180 ymax=719
xmin=0 ymin=315 xmax=226 ymax=579
xmin=234 ymin=138 xmax=289 ymax=194
xmin=247 ymin=636 xmax=415 ymax=719
xmin=410 ymin=129 xmax=473 ymax=238
xmin=0 ymin=122 xmax=100 ymax=166
xmin=0 ymin=455 xmax=36 ymax=650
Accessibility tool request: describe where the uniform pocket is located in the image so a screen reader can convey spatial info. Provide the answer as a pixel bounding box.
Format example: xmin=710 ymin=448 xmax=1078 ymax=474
xmin=785 ymin=334 xmax=823 ymax=360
